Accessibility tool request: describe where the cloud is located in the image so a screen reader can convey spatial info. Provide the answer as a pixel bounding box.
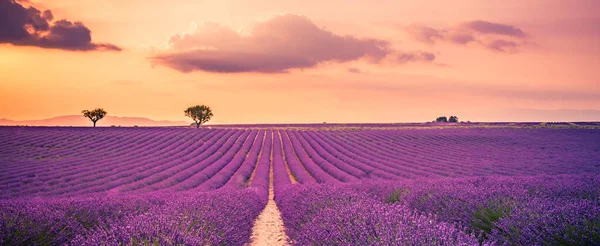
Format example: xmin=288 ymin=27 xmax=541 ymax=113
xmin=406 ymin=20 xmax=528 ymax=53
xmin=485 ymin=39 xmax=518 ymax=53
xmin=347 ymin=67 xmax=361 ymax=73
xmin=396 ymin=51 xmax=435 ymax=63
xmin=461 ymin=20 xmax=526 ymax=38
xmin=0 ymin=0 xmax=120 ymax=51
xmin=151 ymin=14 xmax=435 ymax=73
xmin=405 ymin=25 xmax=444 ymax=44
xmin=447 ymin=33 xmax=475 ymax=45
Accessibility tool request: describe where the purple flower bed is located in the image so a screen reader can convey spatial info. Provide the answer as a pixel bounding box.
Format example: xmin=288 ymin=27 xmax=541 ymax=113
xmin=0 ymin=188 xmax=265 ymax=245
xmin=276 ymin=184 xmax=479 ymax=245
xmin=276 ymin=175 xmax=600 ymax=245
xmin=2 ymin=127 xmax=599 ymax=198
xmin=1 ymin=126 xmax=599 ymax=245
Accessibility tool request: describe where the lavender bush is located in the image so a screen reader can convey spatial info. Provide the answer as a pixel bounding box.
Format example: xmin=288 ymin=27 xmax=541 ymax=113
xmin=276 ymin=175 xmax=600 ymax=245
xmin=1 ymin=188 xmax=265 ymax=245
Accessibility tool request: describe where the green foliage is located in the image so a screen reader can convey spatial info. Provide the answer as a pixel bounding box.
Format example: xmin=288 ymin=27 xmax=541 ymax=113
xmin=550 ymin=218 xmax=600 ymax=246
xmin=470 ymin=201 xmax=511 ymax=243
xmin=184 ymin=105 xmax=213 ymax=128
xmin=81 ymin=108 xmax=107 ymax=127
xmin=384 ymin=188 xmax=409 ymax=204
xmin=65 ymin=209 xmax=100 ymax=229
xmin=1 ymin=217 xmax=63 ymax=246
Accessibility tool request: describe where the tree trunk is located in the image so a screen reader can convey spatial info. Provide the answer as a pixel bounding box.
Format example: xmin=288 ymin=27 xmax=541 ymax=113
xmin=93 ymin=121 xmax=97 ymax=127
xmin=196 ymin=122 xmax=200 ymax=128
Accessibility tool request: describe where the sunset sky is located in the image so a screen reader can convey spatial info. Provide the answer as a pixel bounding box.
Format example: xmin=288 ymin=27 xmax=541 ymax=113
xmin=1 ymin=0 xmax=599 ymax=124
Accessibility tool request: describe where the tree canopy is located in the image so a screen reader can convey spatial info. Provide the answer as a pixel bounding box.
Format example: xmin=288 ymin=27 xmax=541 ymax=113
xmin=185 ymin=105 xmax=213 ymax=128
xmin=435 ymin=115 xmax=460 ymax=123
xmin=82 ymin=108 xmax=107 ymax=127
xmin=435 ymin=116 xmax=448 ymax=123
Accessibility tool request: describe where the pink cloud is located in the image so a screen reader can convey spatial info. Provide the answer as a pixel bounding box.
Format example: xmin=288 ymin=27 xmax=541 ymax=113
xmin=406 ymin=20 xmax=528 ymax=53
xmin=152 ymin=14 xmax=435 ymax=73
xmin=405 ymin=25 xmax=444 ymax=44
xmin=347 ymin=67 xmax=362 ymax=73
xmin=396 ymin=51 xmax=436 ymax=63
xmin=461 ymin=20 xmax=526 ymax=38
xmin=485 ymin=39 xmax=518 ymax=53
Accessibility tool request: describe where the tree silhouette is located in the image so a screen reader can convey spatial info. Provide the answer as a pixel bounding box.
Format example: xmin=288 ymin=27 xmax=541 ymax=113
xmin=82 ymin=108 xmax=107 ymax=127
xmin=449 ymin=116 xmax=459 ymax=123
xmin=185 ymin=105 xmax=213 ymax=128
xmin=436 ymin=116 xmax=448 ymax=123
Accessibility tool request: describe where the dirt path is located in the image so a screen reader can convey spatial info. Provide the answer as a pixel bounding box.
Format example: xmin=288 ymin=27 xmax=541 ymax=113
xmin=249 ymin=138 xmax=289 ymax=246
xmin=249 ymin=192 xmax=288 ymax=246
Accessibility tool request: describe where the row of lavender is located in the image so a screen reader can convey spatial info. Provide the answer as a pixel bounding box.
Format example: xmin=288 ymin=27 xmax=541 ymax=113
xmin=2 ymin=127 xmax=600 ymax=198
xmin=0 ymin=128 xmax=276 ymax=245
xmin=0 ymin=188 xmax=267 ymax=245
xmin=275 ymin=175 xmax=600 ymax=245
xmin=1 ymin=128 xmax=263 ymax=198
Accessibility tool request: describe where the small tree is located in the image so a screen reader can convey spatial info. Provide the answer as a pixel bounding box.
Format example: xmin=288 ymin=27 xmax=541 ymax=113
xmin=436 ymin=116 xmax=448 ymax=123
xmin=449 ymin=115 xmax=459 ymax=123
xmin=82 ymin=108 xmax=107 ymax=127
xmin=185 ymin=105 xmax=213 ymax=128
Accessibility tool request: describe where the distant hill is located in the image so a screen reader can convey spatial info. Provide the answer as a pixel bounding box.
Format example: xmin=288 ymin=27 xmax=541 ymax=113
xmin=0 ymin=115 xmax=188 ymax=127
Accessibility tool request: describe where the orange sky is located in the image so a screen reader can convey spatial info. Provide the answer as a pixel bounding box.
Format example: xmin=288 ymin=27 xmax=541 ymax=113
xmin=1 ymin=0 xmax=599 ymax=123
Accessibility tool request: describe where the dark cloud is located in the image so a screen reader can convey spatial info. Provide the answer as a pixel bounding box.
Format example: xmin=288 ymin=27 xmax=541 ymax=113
xmin=406 ymin=20 xmax=528 ymax=53
xmin=0 ymin=0 xmax=120 ymax=51
xmin=152 ymin=14 xmax=435 ymax=73
xmin=152 ymin=49 xmax=316 ymax=73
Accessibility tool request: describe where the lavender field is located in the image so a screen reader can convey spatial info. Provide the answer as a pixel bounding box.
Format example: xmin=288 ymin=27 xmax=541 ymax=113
xmin=1 ymin=125 xmax=599 ymax=245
